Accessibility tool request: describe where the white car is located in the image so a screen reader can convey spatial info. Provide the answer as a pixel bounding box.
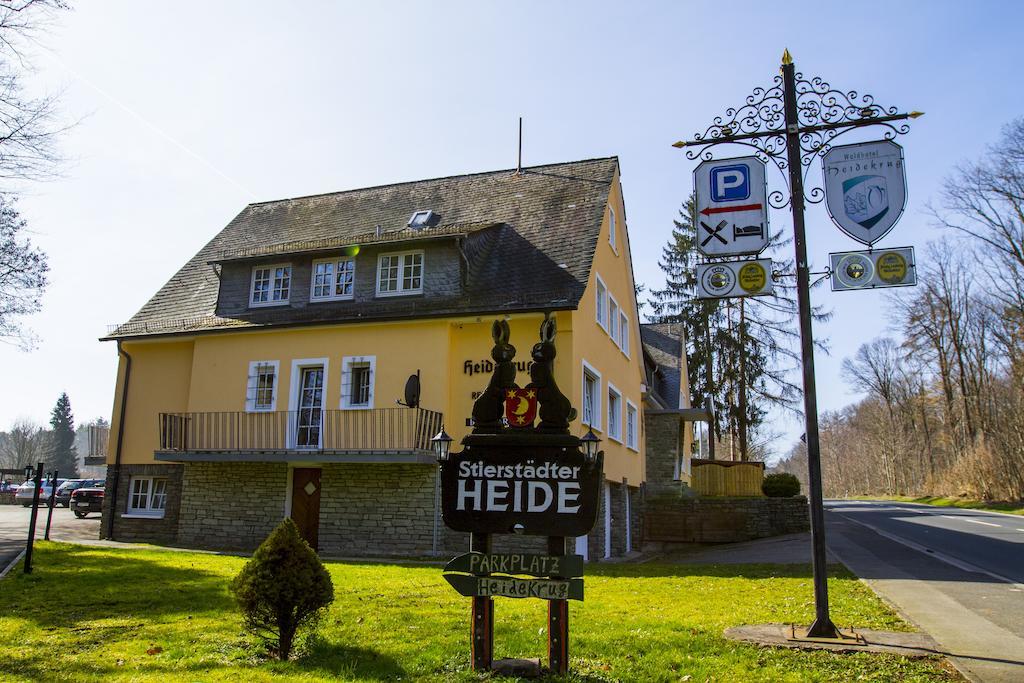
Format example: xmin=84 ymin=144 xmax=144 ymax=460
xmin=14 ymin=479 xmax=65 ymax=507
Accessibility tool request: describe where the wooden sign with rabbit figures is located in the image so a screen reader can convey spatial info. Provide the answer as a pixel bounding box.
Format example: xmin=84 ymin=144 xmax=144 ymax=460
xmin=439 ymin=313 xmax=604 ymax=676
xmin=440 ymin=314 xmax=604 ymax=536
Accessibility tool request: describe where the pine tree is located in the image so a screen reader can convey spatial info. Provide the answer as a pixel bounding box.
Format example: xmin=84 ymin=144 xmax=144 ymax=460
xmin=648 ymin=195 xmax=808 ymax=461
xmin=47 ymin=392 xmax=78 ymax=478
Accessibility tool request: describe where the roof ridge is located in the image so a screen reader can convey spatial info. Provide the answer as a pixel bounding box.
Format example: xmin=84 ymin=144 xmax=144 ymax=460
xmin=246 ymin=156 xmax=619 ymax=207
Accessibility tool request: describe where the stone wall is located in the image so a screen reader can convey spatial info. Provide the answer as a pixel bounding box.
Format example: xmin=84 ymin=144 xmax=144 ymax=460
xmin=103 ymin=460 xmax=640 ymax=560
xmin=571 ymin=480 xmax=639 ymax=561
xmin=319 ymin=463 xmax=444 ymax=557
xmin=643 ymin=495 xmax=809 ymax=545
xmin=177 ymin=462 xmax=288 ymax=550
xmin=644 ymin=411 xmax=683 ymax=495
xmin=101 ymin=463 xmax=183 ymax=544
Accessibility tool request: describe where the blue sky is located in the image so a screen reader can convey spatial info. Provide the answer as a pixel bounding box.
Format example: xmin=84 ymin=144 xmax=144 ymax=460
xmin=2 ymin=1 xmax=1022 ymax=460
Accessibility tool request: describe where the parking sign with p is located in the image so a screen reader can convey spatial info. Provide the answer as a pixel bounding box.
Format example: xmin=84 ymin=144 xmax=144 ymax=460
xmin=711 ymin=164 xmax=750 ymax=202
xmin=694 ymin=155 xmax=769 ymax=257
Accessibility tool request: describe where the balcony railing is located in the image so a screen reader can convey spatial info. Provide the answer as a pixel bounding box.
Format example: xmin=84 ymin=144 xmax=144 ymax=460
xmin=157 ymin=408 xmax=443 ymax=454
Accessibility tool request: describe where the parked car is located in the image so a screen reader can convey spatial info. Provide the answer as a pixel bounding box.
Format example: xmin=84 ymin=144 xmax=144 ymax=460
xmin=70 ymin=484 xmax=104 ymax=518
xmin=15 ymin=479 xmax=67 ymax=507
xmin=55 ymin=479 xmax=104 ymax=507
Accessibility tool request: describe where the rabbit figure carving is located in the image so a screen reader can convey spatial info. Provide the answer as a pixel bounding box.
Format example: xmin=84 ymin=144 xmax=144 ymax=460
xmin=470 ymin=320 xmax=518 ymax=433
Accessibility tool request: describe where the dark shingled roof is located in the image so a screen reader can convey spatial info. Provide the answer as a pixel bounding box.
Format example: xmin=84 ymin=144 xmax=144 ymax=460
xmin=641 ymin=322 xmax=685 ymax=409
xmin=106 ymin=157 xmax=619 ymax=339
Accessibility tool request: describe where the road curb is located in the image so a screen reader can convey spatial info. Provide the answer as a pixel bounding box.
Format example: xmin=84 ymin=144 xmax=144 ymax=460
xmin=0 ymin=549 xmax=25 ymax=580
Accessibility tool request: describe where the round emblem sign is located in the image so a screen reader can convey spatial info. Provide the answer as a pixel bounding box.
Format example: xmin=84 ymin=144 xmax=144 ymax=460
xmin=835 ymin=253 xmax=874 ymax=289
xmin=738 ymin=262 xmax=767 ymax=294
xmin=701 ymin=265 xmax=735 ymax=296
xmin=876 ymin=251 xmax=908 ymax=284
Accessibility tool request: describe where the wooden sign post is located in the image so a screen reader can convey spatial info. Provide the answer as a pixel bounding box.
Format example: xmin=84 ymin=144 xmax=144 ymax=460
xmin=547 ymin=536 xmax=569 ymax=674
xmin=439 ymin=315 xmax=603 ymax=676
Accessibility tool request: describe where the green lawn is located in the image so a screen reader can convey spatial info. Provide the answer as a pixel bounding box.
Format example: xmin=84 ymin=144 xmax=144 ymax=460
xmin=851 ymin=495 xmax=1024 ymax=516
xmin=0 ymin=543 xmax=957 ymax=682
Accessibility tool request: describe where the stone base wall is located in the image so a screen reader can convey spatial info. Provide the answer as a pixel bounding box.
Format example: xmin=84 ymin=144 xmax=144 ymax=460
xmin=573 ymin=480 xmax=640 ymax=561
xmin=101 ymin=463 xmax=183 ymax=544
xmin=319 ymin=463 xmax=446 ymax=557
xmin=178 ymin=462 xmax=288 ymax=550
xmin=103 ymin=460 xmax=641 ymax=560
xmin=642 ymin=495 xmax=809 ymax=545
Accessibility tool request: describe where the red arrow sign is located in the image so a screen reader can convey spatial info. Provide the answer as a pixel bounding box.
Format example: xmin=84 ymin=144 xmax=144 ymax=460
xmin=700 ymin=203 xmax=763 ymax=216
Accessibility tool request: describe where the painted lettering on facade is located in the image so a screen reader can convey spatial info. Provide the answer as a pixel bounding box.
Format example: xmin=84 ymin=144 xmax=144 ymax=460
xmin=463 ymin=359 xmax=533 ymax=376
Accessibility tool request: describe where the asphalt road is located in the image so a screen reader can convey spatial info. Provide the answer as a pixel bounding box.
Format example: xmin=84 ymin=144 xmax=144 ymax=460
xmin=0 ymin=503 xmax=101 ymax=572
xmin=826 ymin=500 xmax=1024 ymax=683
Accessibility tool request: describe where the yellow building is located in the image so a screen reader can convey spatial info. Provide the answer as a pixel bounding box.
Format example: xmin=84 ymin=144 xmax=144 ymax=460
xmin=101 ymin=157 xmax=692 ymax=560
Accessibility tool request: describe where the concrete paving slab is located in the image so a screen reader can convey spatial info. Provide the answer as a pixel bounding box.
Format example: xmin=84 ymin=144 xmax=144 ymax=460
xmin=654 ymin=532 xmax=834 ymax=565
xmin=725 ymin=623 xmax=943 ymax=657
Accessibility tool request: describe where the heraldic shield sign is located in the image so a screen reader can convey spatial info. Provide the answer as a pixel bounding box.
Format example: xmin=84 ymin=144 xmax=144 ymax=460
xmin=822 ymin=140 xmax=907 ymax=246
xmin=504 ymin=388 xmax=538 ymax=428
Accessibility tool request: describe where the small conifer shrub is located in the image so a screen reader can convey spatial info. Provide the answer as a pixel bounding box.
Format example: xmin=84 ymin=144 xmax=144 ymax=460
xmin=229 ymin=518 xmax=334 ymax=660
xmin=762 ymin=472 xmax=801 ymax=498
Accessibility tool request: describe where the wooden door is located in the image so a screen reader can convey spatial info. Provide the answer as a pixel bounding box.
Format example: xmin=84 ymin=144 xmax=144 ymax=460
xmin=290 ymin=468 xmax=322 ymax=550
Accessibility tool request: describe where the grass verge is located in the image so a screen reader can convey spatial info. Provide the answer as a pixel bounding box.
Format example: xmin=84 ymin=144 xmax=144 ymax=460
xmin=850 ymin=495 xmax=1024 ymax=516
xmin=0 ymin=542 xmax=958 ymax=682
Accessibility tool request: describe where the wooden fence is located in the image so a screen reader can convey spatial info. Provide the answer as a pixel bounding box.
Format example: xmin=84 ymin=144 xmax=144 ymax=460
xmin=691 ymin=460 xmax=765 ymax=497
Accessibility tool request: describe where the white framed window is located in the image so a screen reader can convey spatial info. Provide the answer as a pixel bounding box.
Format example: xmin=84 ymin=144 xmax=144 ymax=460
xmin=619 ymin=311 xmax=630 ymax=356
xmin=246 ymin=360 xmax=280 ymax=412
xmin=310 ymin=257 xmax=355 ymax=301
xmin=341 ymin=356 xmax=376 ymax=409
xmin=250 ymin=264 xmax=291 ymax=307
xmin=377 ymin=250 xmax=424 ymax=296
xmin=608 ymin=295 xmax=620 ymax=344
xmin=607 ymin=384 xmax=622 ymax=442
xmin=127 ymin=477 xmax=167 ymax=518
xmin=608 ymin=206 xmax=617 ymax=253
xmin=581 ymin=361 xmax=602 ymax=431
xmin=626 ymin=400 xmax=639 ymax=451
xmin=595 ymin=275 xmax=608 ymax=330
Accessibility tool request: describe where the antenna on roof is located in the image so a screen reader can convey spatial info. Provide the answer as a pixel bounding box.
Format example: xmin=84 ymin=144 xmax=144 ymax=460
xmin=514 ymin=116 xmax=523 ymax=176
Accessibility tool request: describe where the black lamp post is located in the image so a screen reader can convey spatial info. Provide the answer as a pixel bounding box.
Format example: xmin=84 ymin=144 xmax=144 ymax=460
xmin=580 ymin=428 xmax=600 ymax=464
xmin=432 ymin=427 xmax=453 ymax=462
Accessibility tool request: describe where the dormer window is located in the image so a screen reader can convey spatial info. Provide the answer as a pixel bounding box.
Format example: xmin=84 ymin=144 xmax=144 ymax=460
xmin=377 ymin=250 xmax=424 ymax=297
xmin=311 ymin=257 xmax=355 ymax=301
xmin=250 ymin=264 xmax=291 ymax=307
xmin=408 ymin=210 xmax=434 ymax=229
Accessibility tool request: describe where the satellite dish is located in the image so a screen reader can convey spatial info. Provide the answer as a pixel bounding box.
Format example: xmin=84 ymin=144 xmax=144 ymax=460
xmin=398 ymin=370 xmax=421 ymax=408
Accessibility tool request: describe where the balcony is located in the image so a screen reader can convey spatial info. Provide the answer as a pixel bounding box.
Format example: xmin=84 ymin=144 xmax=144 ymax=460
xmin=84 ymin=423 xmax=110 ymax=467
xmin=155 ymin=408 xmax=443 ymax=465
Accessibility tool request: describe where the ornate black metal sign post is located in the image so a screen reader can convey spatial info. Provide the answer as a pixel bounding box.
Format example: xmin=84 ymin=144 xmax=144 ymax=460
xmin=674 ymin=50 xmax=921 ymax=639
xmin=437 ymin=315 xmax=603 ymax=674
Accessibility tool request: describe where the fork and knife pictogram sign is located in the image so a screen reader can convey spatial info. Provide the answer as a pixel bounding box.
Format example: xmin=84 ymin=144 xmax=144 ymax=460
xmin=700 ymin=220 xmax=728 ymax=247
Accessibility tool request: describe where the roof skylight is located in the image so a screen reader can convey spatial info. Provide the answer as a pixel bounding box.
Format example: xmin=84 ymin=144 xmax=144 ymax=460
xmin=408 ymin=210 xmax=435 ymax=229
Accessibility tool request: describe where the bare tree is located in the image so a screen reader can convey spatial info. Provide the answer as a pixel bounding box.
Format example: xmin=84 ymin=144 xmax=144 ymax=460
xmin=0 ymin=416 xmax=48 ymax=468
xmin=0 ymin=0 xmax=69 ymax=347
xmin=0 ymin=194 xmax=47 ymax=346
xmin=0 ymin=0 xmax=70 ymax=184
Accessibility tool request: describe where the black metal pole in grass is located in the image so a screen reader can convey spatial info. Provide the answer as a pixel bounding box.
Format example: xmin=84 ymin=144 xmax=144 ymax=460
xmin=24 ymin=462 xmax=44 ymax=574
xmin=44 ymin=469 xmax=59 ymax=541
